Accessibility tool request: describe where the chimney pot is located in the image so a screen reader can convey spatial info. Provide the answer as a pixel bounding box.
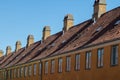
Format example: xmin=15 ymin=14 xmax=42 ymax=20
xmin=15 ymin=41 xmax=22 ymax=52
xmin=42 ymin=26 xmax=51 ymax=41
xmin=6 ymin=46 xmax=12 ymax=56
xmin=93 ymin=0 xmax=106 ymax=21
xmin=27 ymin=35 xmax=34 ymax=47
xmin=0 ymin=50 xmax=4 ymax=57
xmin=63 ymin=14 xmax=74 ymax=32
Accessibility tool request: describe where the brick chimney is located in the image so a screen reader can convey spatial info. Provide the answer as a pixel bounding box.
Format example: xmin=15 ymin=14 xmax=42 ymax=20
xmin=42 ymin=26 xmax=51 ymax=41
xmin=0 ymin=50 xmax=3 ymax=57
xmin=27 ymin=35 xmax=34 ymax=47
xmin=93 ymin=0 xmax=106 ymax=21
xmin=15 ymin=41 xmax=22 ymax=52
xmin=6 ymin=46 xmax=11 ymax=56
xmin=63 ymin=14 xmax=74 ymax=32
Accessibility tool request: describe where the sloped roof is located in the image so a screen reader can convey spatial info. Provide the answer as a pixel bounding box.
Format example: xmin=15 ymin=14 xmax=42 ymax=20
xmin=30 ymin=19 xmax=93 ymax=61
xmin=5 ymin=41 xmax=40 ymax=68
xmin=16 ymin=32 xmax=62 ymax=65
xmin=0 ymin=56 xmax=4 ymax=62
xmin=0 ymin=6 xmax=120 ymax=68
xmin=53 ymin=6 xmax=120 ymax=55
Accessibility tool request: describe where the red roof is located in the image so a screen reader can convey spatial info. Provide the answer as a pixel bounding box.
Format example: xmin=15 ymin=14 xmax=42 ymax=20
xmin=0 ymin=6 xmax=120 ymax=68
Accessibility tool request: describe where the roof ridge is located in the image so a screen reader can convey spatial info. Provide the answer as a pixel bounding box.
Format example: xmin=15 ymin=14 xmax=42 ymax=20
xmin=101 ymin=6 xmax=120 ymax=18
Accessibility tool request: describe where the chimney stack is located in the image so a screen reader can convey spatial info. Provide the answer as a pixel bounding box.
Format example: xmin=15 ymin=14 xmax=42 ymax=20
xmin=63 ymin=14 xmax=74 ymax=32
xmin=42 ymin=26 xmax=51 ymax=41
xmin=27 ymin=35 xmax=34 ymax=47
xmin=93 ymin=0 xmax=106 ymax=21
xmin=6 ymin=46 xmax=11 ymax=56
xmin=15 ymin=41 xmax=22 ymax=52
xmin=0 ymin=50 xmax=3 ymax=57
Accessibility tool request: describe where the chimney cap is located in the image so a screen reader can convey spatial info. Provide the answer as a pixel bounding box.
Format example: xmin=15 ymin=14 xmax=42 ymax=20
xmin=28 ymin=35 xmax=34 ymax=39
xmin=0 ymin=50 xmax=3 ymax=54
xmin=95 ymin=0 xmax=106 ymax=4
xmin=16 ymin=41 xmax=21 ymax=45
xmin=6 ymin=46 xmax=11 ymax=50
xmin=64 ymin=14 xmax=74 ymax=20
xmin=43 ymin=26 xmax=51 ymax=31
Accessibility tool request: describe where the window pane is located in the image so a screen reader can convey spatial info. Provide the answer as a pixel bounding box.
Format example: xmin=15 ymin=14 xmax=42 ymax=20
xmin=58 ymin=58 xmax=62 ymax=73
xmin=45 ymin=62 xmax=48 ymax=74
xmin=97 ymin=48 xmax=104 ymax=67
xmin=75 ymin=54 xmax=80 ymax=70
xmin=34 ymin=64 xmax=37 ymax=75
xmin=28 ymin=66 xmax=32 ymax=76
xmin=8 ymin=70 xmax=10 ymax=79
xmin=17 ymin=68 xmax=20 ymax=78
xmin=111 ymin=45 xmax=118 ymax=65
xmin=39 ymin=63 xmax=42 ymax=75
xmin=10 ymin=70 xmax=12 ymax=79
xmin=66 ymin=56 xmax=71 ymax=71
xmin=51 ymin=60 xmax=55 ymax=73
xmin=86 ymin=51 xmax=91 ymax=69
xmin=14 ymin=69 xmax=16 ymax=78
xmin=25 ymin=67 xmax=27 ymax=77
xmin=20 ymin=67 xmax=24 ymax=77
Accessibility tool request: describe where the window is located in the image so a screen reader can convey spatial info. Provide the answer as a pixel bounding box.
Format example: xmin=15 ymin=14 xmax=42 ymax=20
xmin=10 ymin=69 xmax=12 ymax=79
xmin=75 ymin=54 xmax=80 ymax=70
xmin=45 ymin=61 xmax=48 ymax=74
xmin=66 ymin=56 xmax=71 ymax=72
xmin=97 ymin=48 xmax=104 ymax=67
xmin=86 ymin=51 xmax=91 ymax=69
xmin=17 ymin=68 xmax=20 ymax=78
xmin=39 ymin=63 xmax=42 ymax=75
xmin=28 ymin=65 xmax=32 ymax=76
xmin=51 ymin=60 xmax=55 ymax=73
xmin=4 ymin=71 xmax=7 ymax=80
xmin=34 ymin=64 xmax=37 ymax=75
xmin=96 ymin=26 xmax=102 ymax=31
xmin=111 ymin=45 xmax=118 ymax=66
xmin=114 ymin=20 xmax=120 ymax=25
xmin=58 ymin=58 xmax=63 ymax=73
xmin=14 ymin=69 xmax=16 ymax=78
xmin=25 ymin=67 xmax=28 ymax=77
xmin=8 ymin=70 xmax=10 ymax=79
xmin=20 ymin=67 xmax=24 ymax=77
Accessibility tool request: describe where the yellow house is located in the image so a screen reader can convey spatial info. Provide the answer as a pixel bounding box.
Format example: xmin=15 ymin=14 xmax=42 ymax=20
xmin=0 ymin=0 xmax=120 ymax=80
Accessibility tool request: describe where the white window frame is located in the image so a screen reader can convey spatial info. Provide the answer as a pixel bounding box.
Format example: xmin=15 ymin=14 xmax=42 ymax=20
xmin=75 ymin=54 xmax=80 ymax=70
xmin=39 ymin=63 xmax=42 ymax=75
xmin=66 ymin=56 xmax=71 ymax=72
xmin=86 ymin=51 xmax=91 ymax=69
xmin=28 ymin=65 xmax=32 ymax=76
xmin=25 ymin=66 xmax=28 ymax=77
xmin=58 ymin=58 xmax=63 ymax=73
xmin=34 ymin=64 xmax=37 ymax=75
xmin=111 ymin=45 xmax=118 ymax=66
xmin=51 ymin=60 xmax=55 ymax=73
xmin=45 ymin=61 xmax=48 ymax=74
xmin=97 ymin=48 xmax=104 ymax=67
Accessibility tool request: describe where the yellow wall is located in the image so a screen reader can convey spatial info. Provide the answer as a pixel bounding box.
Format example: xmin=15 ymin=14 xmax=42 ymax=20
xmin=0 ymin=42 xmax=120 ymax=80
xmin=42 ymin=43 xmax=120 ymax=80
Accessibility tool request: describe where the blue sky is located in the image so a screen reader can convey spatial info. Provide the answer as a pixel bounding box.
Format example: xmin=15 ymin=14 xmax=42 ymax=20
xmin=0 ymin=0 xmax=119 ymax=54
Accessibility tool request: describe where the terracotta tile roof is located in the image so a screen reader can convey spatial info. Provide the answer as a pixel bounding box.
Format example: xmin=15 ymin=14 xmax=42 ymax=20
xmin=0 ymin=53 xmax=13 ymax=68
xmin=86 ymin=7 xmax=120 ymax=46
xmin=0 ymin=56 xmax=5 ymax=62
xmin=0 ymin=6 xmax=120 ymax=68
xmin=16 ymin=32 xmax=62 ymax=65
xmin=0 ymin=48 xmax=24 ymax=68
xmin=31 ymin=19 xmax=93 ymax=61
xmin=50 ymin=6 xmax=120 ymax=56
xmin=5 ymin=41 xmax=40 ymax=68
